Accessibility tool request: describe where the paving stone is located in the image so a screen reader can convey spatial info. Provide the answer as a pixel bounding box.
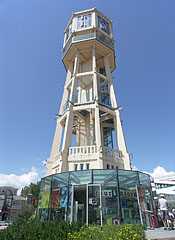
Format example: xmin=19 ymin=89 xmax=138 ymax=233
xmin=146 ymin=227 xmax=175 ymax=239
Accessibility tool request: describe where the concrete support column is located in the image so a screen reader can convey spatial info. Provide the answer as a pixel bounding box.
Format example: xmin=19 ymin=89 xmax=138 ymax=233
xmin=104 ymin=55 xmax=117 ymax=108
xmin=61 ymin=49 xmax=79 ymax=172
xmin=92 ymin=44 xmax=103 ymax=168
xmin=46 ymin=62 xmax=73 ymax=175
xmin=113 ymin=110 xmax=131 ymax=170
xmin=104 ymin=54 xmax=131 ymax=170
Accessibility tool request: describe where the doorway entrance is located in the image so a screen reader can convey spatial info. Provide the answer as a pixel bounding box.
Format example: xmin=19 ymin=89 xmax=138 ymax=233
xmin=71 ymin=184 xmax=102 ymax=226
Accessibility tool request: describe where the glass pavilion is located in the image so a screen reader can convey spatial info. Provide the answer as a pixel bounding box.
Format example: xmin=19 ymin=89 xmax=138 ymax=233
xmin=38 ymin=169 xmax=157 ymax=226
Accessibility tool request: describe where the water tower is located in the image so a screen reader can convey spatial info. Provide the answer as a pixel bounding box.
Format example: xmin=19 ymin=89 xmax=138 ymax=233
xmin=46 ymin=8 xmax=131 ymax=176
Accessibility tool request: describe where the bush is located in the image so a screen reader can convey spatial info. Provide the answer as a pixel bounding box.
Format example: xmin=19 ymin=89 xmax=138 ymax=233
xmin=14 ymin=205 xmax=34 ymax=222
xmin=0 ymin=219 xmax=145 ymax=240
xmin=67 ymin=224 xmax=146 ymax=240
xmin=0 ymin=219 xmax=82 ymax=240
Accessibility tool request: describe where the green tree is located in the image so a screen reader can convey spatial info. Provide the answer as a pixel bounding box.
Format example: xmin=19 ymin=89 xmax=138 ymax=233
xmin=14 ymin=205 xmax=34 ymax=222
xmin=21 ymin=181 xmax=40 ymax=199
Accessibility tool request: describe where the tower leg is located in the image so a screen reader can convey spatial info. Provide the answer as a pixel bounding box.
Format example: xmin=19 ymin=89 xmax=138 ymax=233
xmin=92 ymin=45 xmax=103 ymax=168
xmin=60 ymin=50 xmax=80 ymax=172
xmin=46 ymin=63 xmax=73 ymax=175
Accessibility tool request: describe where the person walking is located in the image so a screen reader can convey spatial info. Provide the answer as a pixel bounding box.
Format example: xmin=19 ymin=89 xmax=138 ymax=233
xmin=158 ymin=194 xmax=170 ymax=230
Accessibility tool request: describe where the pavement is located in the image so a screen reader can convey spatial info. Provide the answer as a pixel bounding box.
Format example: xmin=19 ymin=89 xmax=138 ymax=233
xmin=0 ymin=225 xmax=8 ymax=230
xmin=146 ymin=227 xmax=175 ymax=240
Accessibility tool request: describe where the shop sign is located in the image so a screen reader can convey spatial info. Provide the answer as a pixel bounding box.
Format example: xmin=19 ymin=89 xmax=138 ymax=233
xmin=89 ymin=197 xmax=98 ymax=205
xmin=120 ymin=190 xmax=137 ymax=198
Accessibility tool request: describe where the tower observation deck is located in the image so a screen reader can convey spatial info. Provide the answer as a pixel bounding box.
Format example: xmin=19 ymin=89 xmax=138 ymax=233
xmin=46 ymin=8 xmax=131 ymax=176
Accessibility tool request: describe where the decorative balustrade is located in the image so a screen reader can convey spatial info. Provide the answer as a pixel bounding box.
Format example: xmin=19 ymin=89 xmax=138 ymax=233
xmin=103 ymin=147 xmax=122 ymax=158
xmin=69 ymin=145 xmax=97 ymax=156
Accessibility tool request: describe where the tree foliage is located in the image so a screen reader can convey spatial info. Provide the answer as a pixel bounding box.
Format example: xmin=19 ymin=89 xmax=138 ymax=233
xmin=21 ymin=181 xmax=40 ymax=199
xmin=14 ymin=205 xmax=34 ymax=222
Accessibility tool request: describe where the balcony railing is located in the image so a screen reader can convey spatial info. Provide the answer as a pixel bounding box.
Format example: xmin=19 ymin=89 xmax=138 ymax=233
xmin=69 ymin=145 xmax=97 ymax=156
xmin=103 ymin=147 xmax=122 ymax=158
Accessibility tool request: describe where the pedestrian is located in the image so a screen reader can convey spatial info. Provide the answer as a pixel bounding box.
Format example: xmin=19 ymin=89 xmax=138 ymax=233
xmin=158 ymin=194 xmax=170 ymax=230
xmin=169 ymin=214 xmax=174 ymax=230
xmin=172 ymin=209 xmax=175 ymax=227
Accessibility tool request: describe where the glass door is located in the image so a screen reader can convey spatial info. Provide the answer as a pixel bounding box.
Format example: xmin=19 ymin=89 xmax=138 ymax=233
xmin=87 ymin=184 xmax=102 ymax=226
xmin=71 ymin=184 xmax=87 ymax=224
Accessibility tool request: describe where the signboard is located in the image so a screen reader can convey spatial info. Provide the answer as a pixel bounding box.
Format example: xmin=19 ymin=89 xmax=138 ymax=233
xmin=89 ymin=197 xmax=98 ymax=205
xmin=120 ymin=190 xmax=137 ymax=198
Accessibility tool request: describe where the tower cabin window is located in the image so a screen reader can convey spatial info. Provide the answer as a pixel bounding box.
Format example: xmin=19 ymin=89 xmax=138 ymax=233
xmin=65 ymin=24 xmax=72 ymax=42
xmin=98 ymin=16 xmax=110 ymax=35
xmin=77 ymin=14 xmax=91 ymax=29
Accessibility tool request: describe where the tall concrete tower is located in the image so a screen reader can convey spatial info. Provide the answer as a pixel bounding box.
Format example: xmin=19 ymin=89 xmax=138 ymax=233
xmin=46 ymin=8 xmax=131 ymax=176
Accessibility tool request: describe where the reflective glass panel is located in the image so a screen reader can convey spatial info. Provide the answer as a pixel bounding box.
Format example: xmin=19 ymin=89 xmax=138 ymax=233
xmin=101 ymin=93 xmax=111 ymax=107
xmin=69 ymin=170 xmax=92 ymax=185
xmin=38 ymin=176 xmax=52 ymax=221
xmin=98 ymin=15 xmax=110 ymax=35
xmin=72 ymin=185 xmax=87 ymax=224
xmin=52 ymin=172 xmax=69 ymax=188
xmin=118 ymin=170 xmax=139 ymax=187
xmin=77 ymin=14 xmax=91 ymax=29
xmin=120 ymin=186 xmax=140 ymax=224
xmin=138 ymin=172 xmax=150 ymax=186
xmin=88 ymin=185 xmax=101 ymax=225
xmin=65 ymin=24 xmax=72 ymax=41
xmin=93 ymin=170 xmax=117 ymax=186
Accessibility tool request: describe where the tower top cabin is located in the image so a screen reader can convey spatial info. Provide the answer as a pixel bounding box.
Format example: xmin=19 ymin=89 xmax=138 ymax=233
xmin=62 ymin=8 xmax=115 ymax=72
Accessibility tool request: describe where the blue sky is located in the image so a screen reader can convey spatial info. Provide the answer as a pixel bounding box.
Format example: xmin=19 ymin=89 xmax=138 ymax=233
xmin=0 ymin=0 xmax=175 ymax=190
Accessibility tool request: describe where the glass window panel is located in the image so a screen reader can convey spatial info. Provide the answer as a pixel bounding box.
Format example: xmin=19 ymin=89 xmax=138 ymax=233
xmin=103 ymin=127 xmax=113 ymax=148
xmin=102 ymin=184 xmax=121 ymax=224
xmin=98 ymin=15 xmax=110 ymax=35
xmin=100 ymin=84 xmax=108 ymax=91
xmin=74 ymin=164 xmax=78 ymax=171
xmin=65 ymin=24 xmax=72 ymax=42
xmin=77 ymin=14 xmax=91 ymax=29
xmin=38 ymin=176 xmax=52 ymax=220
xmin=80 ymin=164 xmax=84 ymax=170
xmin=93 ymin=170 xmax=117 ymax=186
xmin=101 ymin=93 xmax=111 ymax=107
xmin=86 ymin=163 xmax=90 ymax=170
xmin=120 ymin=186 xmax=140 ymax=224
xmin=118 ymin=170 xmax=139 ymax=187
xmin=52 ymin=172 xmax=69 ymax=189
xmin=69 ymin=170 xmax=92 ymax=184
xmin=138 ymin=172 xmax=150 ymax=186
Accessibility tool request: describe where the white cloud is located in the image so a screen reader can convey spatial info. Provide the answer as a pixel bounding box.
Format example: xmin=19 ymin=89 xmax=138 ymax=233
xmin=0 ymin=167 xmax=39 ymax=195
xmin=150 ymin=166 xmax=175 ymax=179
xmin=132 ymin=165 xmax=175 ymax=179
xmin=132 ymin=166 xmax=138 ymax=171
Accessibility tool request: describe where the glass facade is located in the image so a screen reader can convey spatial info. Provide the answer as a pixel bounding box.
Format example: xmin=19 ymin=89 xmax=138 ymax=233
xmin=38 ymin=169 xmax=156 ymax=226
